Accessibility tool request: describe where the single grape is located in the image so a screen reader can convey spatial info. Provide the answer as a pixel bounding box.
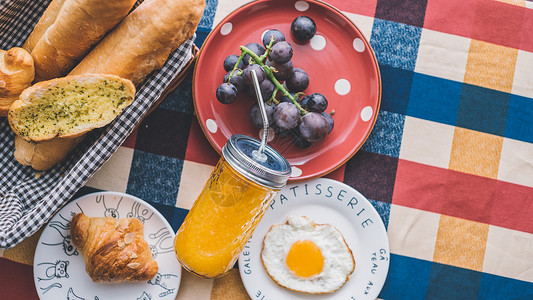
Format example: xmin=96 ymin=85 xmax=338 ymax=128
xmin=260 ymin=79 xmax=275 ymax=101
xmin=248 ymin=79 xmax=275 ymax=100
xmin=267 ymin=59 xmax=294 ymax=81
xmin=299 ymin=112 xmax=329 ymax=142
xmin=279 ymin=92 xmax=298 ymax=103
xmin=270 ymin=41 xmax=293 ymax=64
xmin=262 ymin=29 xmax=285 ymax=47
xmin=273 ymin=102 xmax=300 ymax=130
xmin=286 ymin=68 xmax=309 ymax=92
xmin=245 ymin=84 xmax=256 ymax=98
xmin=249 ymin=102 xmax=275 ymax=128
xmin=272 ymin=124 xmax=292 ymax=138
xmin=216 ymin=83 xmax=238 ymax=104
xmin=291 ymin=130 xmax=313 ymax=149
xmin=291 ymin=16 xmax=317 ymax=42
xmin=223 ymin=54 xmax=244 ymax=72
xmin=243 ymin=64 xmax=266 ymax=85
xmin=243 ymin=43 xmax=266 ymax=65
xmin=223 ymin=71 xmax=245 ymax=91
xmin=301 ymin=93 xmax=328 ymax=113
xmin=321 ymin=112 xmax=334 ymax=133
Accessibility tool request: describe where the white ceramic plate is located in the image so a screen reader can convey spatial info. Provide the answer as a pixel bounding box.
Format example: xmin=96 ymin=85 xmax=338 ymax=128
xmin=34 ymin=192 xmax=181 ymax=300
xmin=238 ymin=178 xmax=389 ymax=299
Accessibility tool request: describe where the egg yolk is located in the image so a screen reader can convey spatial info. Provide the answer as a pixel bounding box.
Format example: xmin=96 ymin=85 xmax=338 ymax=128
xmin=285 ymin=240 xmax=324 ymax=278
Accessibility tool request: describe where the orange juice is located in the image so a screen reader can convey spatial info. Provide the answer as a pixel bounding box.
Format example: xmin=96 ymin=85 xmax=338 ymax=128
xmin=174 ymin=135 xmax=290 ymax=278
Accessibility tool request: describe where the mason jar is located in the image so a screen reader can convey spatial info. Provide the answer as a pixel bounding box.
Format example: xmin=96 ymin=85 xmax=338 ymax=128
xmin=174 ymin=134 xmax=291 ymax=278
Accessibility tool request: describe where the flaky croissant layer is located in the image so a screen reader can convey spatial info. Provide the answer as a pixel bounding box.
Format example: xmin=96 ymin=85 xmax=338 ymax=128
xmin=71 ymin=213 xmax=158 ymax=283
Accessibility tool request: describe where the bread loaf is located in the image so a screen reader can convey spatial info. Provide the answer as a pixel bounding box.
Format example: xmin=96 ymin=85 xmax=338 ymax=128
xmin=0 ymin=47 xmax=35 ymax=116
xmin=9 ymin=74 xmax=135 ymax=142
xmin=14 ymin=0 xmax=206 ymax=170
xmin=14 ymin=134 xmax=84 ymax=171
xmin=22 ymin=0 xmax=67 ymax=53
xmin=30 ymin=0 xmax=137 ymax=82
xmin=70 ymin=0 xmax=206 ymax=86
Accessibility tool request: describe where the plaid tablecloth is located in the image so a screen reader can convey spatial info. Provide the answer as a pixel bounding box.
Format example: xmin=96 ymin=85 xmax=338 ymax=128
xmin=1 ymin=0 xmax=532 ymax=299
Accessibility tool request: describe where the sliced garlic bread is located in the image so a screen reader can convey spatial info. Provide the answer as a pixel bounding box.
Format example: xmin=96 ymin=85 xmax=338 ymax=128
xmin=8 ymin=74 xmax=135 ymax=142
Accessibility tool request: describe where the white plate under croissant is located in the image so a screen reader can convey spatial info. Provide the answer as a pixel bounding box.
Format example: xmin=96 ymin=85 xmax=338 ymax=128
xmin=33 ymin=192 xmax=181 ymax=300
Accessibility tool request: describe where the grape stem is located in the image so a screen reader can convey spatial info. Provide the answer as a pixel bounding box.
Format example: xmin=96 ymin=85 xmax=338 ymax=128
xmin=228 ymin=38 xmax=272 ymax=83
xmin=227 ymin=52 xmax=246 ymax=83
xmin=239 ymin=45 xmax=308 ymax=115
xmin=270 ymin=87 xmax=280 ymax=105
xmin=258 ymin=37 xmax=275 ymax=63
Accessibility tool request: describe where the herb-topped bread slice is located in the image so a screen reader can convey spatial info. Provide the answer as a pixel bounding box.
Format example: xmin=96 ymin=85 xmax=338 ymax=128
xmin=8 ymin=74 xmax=135 ymax=142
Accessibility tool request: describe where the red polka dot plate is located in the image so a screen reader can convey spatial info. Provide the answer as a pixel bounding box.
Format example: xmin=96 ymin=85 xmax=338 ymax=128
xmin=192 ymin=0 xmax=381 ymax=182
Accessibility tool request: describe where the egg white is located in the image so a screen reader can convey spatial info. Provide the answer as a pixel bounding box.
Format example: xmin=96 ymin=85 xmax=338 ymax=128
xmin=261 ymin=215 xmax=355 ymax=294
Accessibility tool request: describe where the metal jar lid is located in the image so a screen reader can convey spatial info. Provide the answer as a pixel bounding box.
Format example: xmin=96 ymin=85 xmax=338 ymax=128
xmin=222 ymin=134 xmax=291 ymax=189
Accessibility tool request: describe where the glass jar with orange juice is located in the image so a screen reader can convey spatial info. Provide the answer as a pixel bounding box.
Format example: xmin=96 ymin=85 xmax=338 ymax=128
xmin=174 ymin=134 xmax=291 ymax=278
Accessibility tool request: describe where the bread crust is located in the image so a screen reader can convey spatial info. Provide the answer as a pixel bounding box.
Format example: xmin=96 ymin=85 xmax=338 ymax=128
xmin=31 ymin=0 xmax=137 ymax=81
xmin=22 ymin=0 xmax=67 ymax=53
xmin=70 ymin=0 xmax=206 ymax=86
xmin=71 ymin=213 xmax=159 ymax=283
xmin=14 ymin=134 xmax=84 ymax=171
xmin=0 ymin=47 xmax=35 ymax=116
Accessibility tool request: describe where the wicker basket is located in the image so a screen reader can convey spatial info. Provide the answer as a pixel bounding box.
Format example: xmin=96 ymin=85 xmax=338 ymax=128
xmin=0 ymin=0 xmax=198 ymax=248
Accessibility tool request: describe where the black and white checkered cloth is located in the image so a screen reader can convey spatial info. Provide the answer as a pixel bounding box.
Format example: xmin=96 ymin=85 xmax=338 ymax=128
xmin=0 ymin=0 xmax=196 ymax=248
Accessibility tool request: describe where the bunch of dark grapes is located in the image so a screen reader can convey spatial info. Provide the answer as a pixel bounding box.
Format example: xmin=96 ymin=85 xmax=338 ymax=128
xmin=216 ymin=17 xmax=332 ymax=148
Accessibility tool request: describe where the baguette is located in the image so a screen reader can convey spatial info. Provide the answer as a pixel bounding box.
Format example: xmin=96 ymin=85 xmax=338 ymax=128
xmin=70 ymin=0 xmax=206 ymax=86
xmin=9 ymin=74 xmax=135 ymax=142
xmin=0 ymin=47 xmax=35 ymax=116
xmin=14 ymin=135 xmax=84 ymax=171
xmin=31 ymin=0 xmax=137 ymax=82
xmin=14 ymin=0 xmax=206 ymax=170
xmin=22 ymin=0 xmax=67 ymax=53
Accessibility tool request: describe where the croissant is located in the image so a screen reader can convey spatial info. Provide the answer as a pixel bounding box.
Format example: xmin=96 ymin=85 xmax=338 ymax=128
xmin=70 ymin=213 xmax=158 ymax=283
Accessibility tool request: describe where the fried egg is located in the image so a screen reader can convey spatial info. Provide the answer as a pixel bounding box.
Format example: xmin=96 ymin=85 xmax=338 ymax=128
xmin=261 ymin=215 xmax=355 ymax=294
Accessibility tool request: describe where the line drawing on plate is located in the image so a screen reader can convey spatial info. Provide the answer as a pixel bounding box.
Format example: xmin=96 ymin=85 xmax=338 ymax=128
xmin=148 ymin=272 xmax=178 ymax=297
xmin=96 ymin=195 xmax=123 ymax=218
xmin=137 ymin=291 xmax=151 ymax=300
xmin=39 ymin=282 xmax=62 ymax=294
xmin=36 ymin=260 xmax=69 ymax=281
xmin=66 ymin=287 xmax=84 ymax=300
xmin=35 ymin=193 xmax=181 ymax=300
xmin=41 ymin=213 xmax=78 ymax=256
xmin=148 ymin=227 xmax=174 ymax=258
xmin=75 ymin=202 xmax=86 ymax=215
xmin=127 ymin=201 xmax=154 ymax=223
